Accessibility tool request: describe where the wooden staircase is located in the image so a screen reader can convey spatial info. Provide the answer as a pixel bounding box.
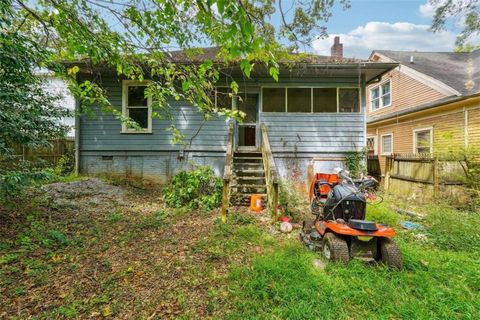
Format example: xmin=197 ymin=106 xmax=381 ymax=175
xmin=221 ymin=122 xmax=278 ymax=222
xmin=230 ymin=151 xmax=267 ymax=206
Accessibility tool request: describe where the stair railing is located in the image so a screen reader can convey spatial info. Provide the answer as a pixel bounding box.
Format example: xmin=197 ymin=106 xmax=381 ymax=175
xmin=260 ymin=123 xmax=279 ymax=220
xmin=221 ymin=122 xmax=234 ymax=222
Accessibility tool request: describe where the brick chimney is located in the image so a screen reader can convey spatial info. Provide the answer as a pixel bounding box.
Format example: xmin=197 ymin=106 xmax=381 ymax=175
xmin=331 ymin=36 xmax=343 ymax=59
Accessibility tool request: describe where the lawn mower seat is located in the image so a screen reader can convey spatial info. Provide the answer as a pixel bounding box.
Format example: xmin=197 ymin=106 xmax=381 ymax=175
xmin=348 ymin=219 xmax=378 ymax=231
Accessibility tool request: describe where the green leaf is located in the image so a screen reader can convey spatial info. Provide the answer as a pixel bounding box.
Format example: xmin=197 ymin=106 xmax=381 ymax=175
xmin=240 ymin=59 xmax=252 ymax=78
xmin=269 ymin=66 xmax=279 ymax=82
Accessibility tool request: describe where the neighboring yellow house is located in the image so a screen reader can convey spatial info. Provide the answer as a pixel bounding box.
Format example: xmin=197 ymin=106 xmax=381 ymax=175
xmin=366 ymin=49 xmax=480 ymax=175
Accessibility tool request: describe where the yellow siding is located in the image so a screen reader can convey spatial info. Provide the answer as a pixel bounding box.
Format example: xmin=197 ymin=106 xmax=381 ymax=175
xmin=366 ymin=69 xmax=448 ymax=118
xmin=369 ymin=102 xmax=480 ymax=175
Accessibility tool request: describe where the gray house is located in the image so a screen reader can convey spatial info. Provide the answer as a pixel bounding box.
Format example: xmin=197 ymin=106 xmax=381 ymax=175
xmin=71 ymin=44 xmax=396 ymax=209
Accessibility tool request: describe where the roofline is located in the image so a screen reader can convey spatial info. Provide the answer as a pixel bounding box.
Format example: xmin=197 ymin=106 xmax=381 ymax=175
xmin=367 ymin=92 xmax=480 ymax=125
xmin=369 ymin=50 xmax=461 ymax=96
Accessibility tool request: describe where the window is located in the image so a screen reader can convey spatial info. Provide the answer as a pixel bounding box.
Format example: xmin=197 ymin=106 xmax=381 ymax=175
xmin=414 ymin=128 xmax=433 ymax=154
xmin=370 ymin=80 xmax=391 ymax=111
xmin=122 ymin=81 xmax=152 ymax=133
xmin=313 ymin=88 xmax=337 ymax=112
xmin=339 ymin=88 xmax=360 ymax=112
xmin=366 ymin=136 xmax=376 ymax=156
xmin=262 ymin=88 xmax=286 ymax=112
xmin=287 ymin=88 xmax=311 ymax=112
xmin=262 ymin=87 xmax=360 ymax=113
xmin=381 ymin=134 xmax=393 ymax=155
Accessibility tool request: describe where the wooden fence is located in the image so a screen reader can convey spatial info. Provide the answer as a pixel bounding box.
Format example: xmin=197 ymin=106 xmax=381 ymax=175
xmin=8 ymin=139 xmax=75 ymax=166
xmin=384 ymin=153 xmax=470 ymax=201
xmin=367 ymin=155 xmax=381 ymax=181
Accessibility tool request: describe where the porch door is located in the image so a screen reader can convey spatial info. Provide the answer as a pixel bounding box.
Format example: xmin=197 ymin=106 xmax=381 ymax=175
xmin=237 ymin=93 xmax=259 ymax=148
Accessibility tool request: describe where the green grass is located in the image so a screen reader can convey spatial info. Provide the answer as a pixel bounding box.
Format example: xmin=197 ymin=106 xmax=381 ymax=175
xmin=223 ymin=201 xmax=480 ymax=319
xmin=2 ymin=180 xmax=479 ymax=319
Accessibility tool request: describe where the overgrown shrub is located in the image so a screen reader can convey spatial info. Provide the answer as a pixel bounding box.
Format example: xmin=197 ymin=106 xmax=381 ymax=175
xmin=162 ymin=166 xmax=222 ymax=211
xmin=344 ymin=150 xmax=367 ymax=178
xmin=0 ymin=169 xmax=59 ymax=203
xmin=278 ymin=179 xmax=308 ymax=222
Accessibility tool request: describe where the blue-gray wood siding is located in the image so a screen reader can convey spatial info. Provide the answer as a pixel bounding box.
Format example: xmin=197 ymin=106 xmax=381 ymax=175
xmin=261 ymin=113 xmax=364 ymax=153
xmin=78 ymin=74 xmax=366 ymax=180
xmin=79 ymin=76 xmax=229 ymax=153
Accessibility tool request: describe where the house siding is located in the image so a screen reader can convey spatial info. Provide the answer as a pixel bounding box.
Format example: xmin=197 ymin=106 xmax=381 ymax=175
xmin=366 ymin=68 xmax=448 ymax=118
xmin=78 ymin=75 xmax=228 ymax=182
xmin=369 ymin=102 xmax=480 ymax=175
xmin=78 ymin=75 xmax=367 ymax=182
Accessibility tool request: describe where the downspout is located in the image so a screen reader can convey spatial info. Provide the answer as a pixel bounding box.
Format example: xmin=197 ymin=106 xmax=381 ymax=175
xmin=360 ymin=73 xmax=367 ymax=152
xmin=74 ymin=98 xmax=80 ymax=175
xmin=464 ymin=107 xmax=468 ymax=150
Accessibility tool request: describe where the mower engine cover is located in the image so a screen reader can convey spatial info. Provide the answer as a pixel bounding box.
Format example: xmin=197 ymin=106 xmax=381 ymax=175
xmin=324 ymin=184 xmax=366 ymax=221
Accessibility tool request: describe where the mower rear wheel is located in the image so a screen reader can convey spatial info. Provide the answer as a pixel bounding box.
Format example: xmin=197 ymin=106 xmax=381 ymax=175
xmin=379 ymin=238 xmax=403 ymax=269
xmin=322 ymin=233 xmax=350 ymax=263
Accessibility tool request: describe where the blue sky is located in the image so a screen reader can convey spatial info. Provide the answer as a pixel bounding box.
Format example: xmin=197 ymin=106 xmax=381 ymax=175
xmin=311 ymin=0 xmax=466 ymax=58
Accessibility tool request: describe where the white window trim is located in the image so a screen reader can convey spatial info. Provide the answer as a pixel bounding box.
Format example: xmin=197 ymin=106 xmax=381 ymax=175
xmin=260 ymin=86 xmax=361 ymax=114
xmin=122 ymin=80 xmax=152 ymax=134
xmin=381 ymin=133 xmax=393 ymax=156
xmin=370 ymin=79 xmax=392 ymax=112
xmin=367 ymin=135 xmax=378 ymax=155
xmin=413 ymin=127 xmax=433 ymax=154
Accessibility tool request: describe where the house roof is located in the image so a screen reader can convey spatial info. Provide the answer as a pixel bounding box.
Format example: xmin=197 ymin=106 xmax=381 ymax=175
xmin=372 ymin=49 xmax=480 ymax=95
xmin=167 ymin=46 xmax=365 ymax=64
xmin=63 ymin=47 xmax=398 ymax=83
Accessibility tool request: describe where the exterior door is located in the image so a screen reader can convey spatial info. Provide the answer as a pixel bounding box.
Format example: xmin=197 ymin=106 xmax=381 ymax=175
xmin=236 ymin=93 xmax=259 ymax=148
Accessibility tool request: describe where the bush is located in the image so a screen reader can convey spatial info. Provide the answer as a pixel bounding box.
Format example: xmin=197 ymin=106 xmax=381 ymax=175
xmin=278 ymin=179 xmax=308 ymax=222
xmin=0 ymin=169 xmax=59 ymax=203
xmin=162 ymin=166 xmax=222 ymax=211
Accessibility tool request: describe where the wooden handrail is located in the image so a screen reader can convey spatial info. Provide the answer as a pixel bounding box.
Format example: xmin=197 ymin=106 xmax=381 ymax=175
xmin=221 ymin=122 xmax=234 ymax=222
xmin=260 ymin=123 xmax=279 ymax=220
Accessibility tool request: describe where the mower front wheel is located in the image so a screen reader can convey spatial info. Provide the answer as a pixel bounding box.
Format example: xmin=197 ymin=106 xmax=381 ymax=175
xmin=322 ymin=233 xmax=350 ymax=263
xmin=379 ymin=238 xmax=403 ymax=269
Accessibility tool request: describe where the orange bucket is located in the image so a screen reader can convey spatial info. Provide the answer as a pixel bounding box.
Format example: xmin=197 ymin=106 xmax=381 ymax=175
xmin=250 ymin=194 xmax=264 ymax=212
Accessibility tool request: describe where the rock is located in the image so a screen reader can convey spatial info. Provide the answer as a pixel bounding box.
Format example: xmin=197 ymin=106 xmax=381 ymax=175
xmin=312 ymin=258 xmax=326 ymax=270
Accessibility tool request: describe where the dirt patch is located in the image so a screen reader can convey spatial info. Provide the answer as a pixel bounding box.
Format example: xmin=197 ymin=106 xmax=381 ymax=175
xmin=0 ymin=178 xmax=255 ymax=319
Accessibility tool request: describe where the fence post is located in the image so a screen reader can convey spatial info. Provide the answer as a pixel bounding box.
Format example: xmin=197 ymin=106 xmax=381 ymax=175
xmin=384 ymin=156 xmax=390 ymax=192
xmin=433 ymin=157 xmax=440 ymax=197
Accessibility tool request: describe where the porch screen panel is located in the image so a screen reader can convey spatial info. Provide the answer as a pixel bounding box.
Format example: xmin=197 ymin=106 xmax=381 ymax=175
xmin=313 ymin=88 xmax=337 ymax=112
xmin=262 ymin=88 xmax=286 ymax=112
xmin=216 ymin=87 xmax=232 ymax=109
xmin=287 ymin=88 xmax=311 ymax=112
xmin=339 ymin=88 xmax=360 ymax=112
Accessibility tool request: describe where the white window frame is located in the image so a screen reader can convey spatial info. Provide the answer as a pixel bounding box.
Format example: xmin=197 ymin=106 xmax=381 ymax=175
xmin=370 ymin=79 xmax=391 ymax=111
xmin=381 ymin=133 xmax=393 ymax=156
xmin=260 ymin=86 xmax=361 ymax=114
xmin=122 ymin=80 xmax=152 ymax=134
xmin=366 ymin=135 xmax=377 ymax=155
xmin=413 ymin=127 xmax=433 ymax=154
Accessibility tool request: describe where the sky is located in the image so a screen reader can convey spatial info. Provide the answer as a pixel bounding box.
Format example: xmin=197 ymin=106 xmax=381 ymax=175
xmin=310 ymin=0 xmax=464 ymax=58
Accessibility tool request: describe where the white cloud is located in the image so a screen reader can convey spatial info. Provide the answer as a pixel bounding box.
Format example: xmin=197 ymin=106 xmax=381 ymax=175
xmin=419 ymin=2 xmax=436 ymax=18
xmin=312 ymin=21 xmax=457 ymax=59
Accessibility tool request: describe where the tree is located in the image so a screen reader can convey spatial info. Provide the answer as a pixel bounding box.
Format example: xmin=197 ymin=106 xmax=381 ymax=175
xmin=429 ymin=0 xmax=480 ymax=47
xmin=0 ymin=30 xmax=70 ymax=158
xmin=4 ymin=0 xmax=349 ymax=141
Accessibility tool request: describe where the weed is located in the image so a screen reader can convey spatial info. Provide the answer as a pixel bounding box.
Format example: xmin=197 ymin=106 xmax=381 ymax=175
xmin=163 ymin=166 xmax=222 ymax=211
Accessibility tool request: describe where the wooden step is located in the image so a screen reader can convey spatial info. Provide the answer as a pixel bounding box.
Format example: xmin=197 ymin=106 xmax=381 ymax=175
xmin=233 ymin=176 xmax=266 ymax=181
xmin=233 ymin=157 xmax=263 ymax=163
xmin=234 ymin=151 xmax=262 ymax=158
xmin=233 ymin=169 xmax=265 ymax=177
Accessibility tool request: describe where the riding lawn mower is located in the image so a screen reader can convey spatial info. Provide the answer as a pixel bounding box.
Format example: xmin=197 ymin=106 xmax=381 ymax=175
xmin=299 ymin=168 xmax=403 ymax=269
